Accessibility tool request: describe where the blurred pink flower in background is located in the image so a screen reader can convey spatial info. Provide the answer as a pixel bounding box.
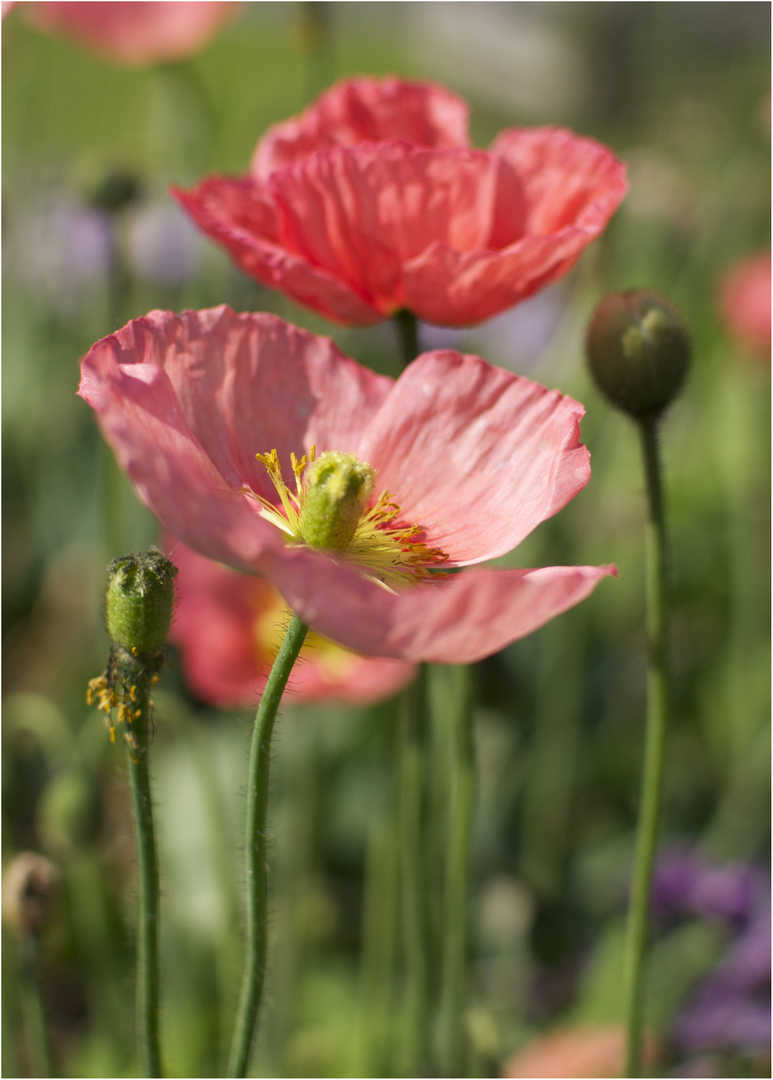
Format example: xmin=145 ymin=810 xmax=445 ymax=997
xmin=79 ymin=306 xmax=614 ymax=664
xmin=501 ymin=1024 xmax=657 ymax=1078
xmin=168 ymin=540 xmax=416 ymax=707
xmin=174 ymin=76 xmax=628 ymax=327
xmin=718 ymin=250 xmax=771 ymax=360
xmin=23 ymin=1 xmax=240 ymax=65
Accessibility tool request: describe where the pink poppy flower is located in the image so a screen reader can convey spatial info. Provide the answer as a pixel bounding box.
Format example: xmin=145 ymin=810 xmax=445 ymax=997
xmin=24 ymin=2 xmax=240 ymax=66
xmin=78 ymin=306 xmax=615 ymax=664
xmin=172 ymin=76 xmax=627 ymax=328
xmin=718 ymin=250 xmax=771 ymax=360
xmin=168 ymin=540 xmax=417 ymax=707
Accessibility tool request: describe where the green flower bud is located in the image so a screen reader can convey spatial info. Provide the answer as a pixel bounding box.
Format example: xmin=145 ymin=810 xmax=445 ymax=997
xmin=299 ymin=451 xmax=375 ymax=551
xmin=105 ymin=548 xmax=177 ymax=655
xmin=87 ymin=167 xmax=142 ymax=213
xmin=586 ymin=290 xmax=691 ymax=419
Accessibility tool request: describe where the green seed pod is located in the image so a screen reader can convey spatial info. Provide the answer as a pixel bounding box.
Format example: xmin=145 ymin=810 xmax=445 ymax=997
xmin=586 ymin=290 xmax=691 ymax=419
xmin=105 ymin=548 xmax=177 ymax=655
xmin=299 ymin=451 xmax=375 ymax=551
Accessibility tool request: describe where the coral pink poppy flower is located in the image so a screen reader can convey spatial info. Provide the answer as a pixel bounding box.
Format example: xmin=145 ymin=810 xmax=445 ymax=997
xmin=173 ymin=76 xmax=627 ymax=328
xmin=169 ymin=540 xmax=416 ymax=707
xmin=718 ymin=250 xmax=771 ymax=359
xmin=24 ymin=2 xmax=240 ymax=66
xmin=79 ymin=306 xmax=615 ymax=664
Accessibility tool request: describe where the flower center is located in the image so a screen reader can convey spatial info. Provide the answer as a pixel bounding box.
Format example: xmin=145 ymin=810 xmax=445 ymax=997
xmin=247 ymin=445 xmax=448 ymax=590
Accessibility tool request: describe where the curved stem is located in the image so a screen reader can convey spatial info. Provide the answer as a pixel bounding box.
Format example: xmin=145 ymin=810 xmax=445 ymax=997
xmin=438 ymin=664 xmax=475 ymax=1078
xmin=125 ymin=668 xmax=163 ymax=1078
xmin=227 ymin=614 xmax=309 ymax=1079
xmin=623 ymin=416 xmax=670 ymax=1077
xmin=393 ymin=309 xmax=421 ymax=370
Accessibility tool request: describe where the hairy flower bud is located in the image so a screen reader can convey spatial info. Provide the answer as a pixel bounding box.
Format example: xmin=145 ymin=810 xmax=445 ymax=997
xmin=586 ymin=290 xmax=690 ymax=419
xmin=106 ymin=548 xmax=177 ymax=655
xmin=299 ymin=451 xmax=375 ymax=551
xmin=2 ymin=853 xmax=61 ymax=936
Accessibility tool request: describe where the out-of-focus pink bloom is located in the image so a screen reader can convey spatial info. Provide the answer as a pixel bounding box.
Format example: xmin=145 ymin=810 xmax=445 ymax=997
xmin=25 ymin=2 xmax=240 ymax=66
xmin=718 ymin=250 xmax=771 ymax=359
xmin=79 ymin=306 xmax=615 ymax=664
xmin=502 ymin=1025 xmax=656 ymax=1078
xmin=173 ymin=76 xmax=627 ymax=328
xmin=169 ymin=540 xmax=416 ymax=707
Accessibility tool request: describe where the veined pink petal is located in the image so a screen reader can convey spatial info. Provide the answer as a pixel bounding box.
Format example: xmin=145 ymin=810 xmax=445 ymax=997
xmin=268 ymin=144 xmax=523 ymax=317
xmin=357 ymin=351 xmax=589 ymax=564
xmin=404 ymin=230 xmax=597 ymax=326
xmin=26 ymin=1 xmax=240 ymax=65
xmin=264 ymin=545 xmax=616 ymax=664
xmin=172 ymin=179 xmax=384 ymax=326
xmin=81 ymin=306 xmax=392 ymax=499
xmin=491 ymin=126 xmax=629 ymax=236
xmin=251 ymin=76 xmax=470 ymax=179
xmin=168 ymin=541 xmax=416 ymax=707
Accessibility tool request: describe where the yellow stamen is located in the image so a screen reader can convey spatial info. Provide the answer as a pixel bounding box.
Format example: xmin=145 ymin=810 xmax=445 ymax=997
xmin=248 ymin=446 xmax=448 ymax=589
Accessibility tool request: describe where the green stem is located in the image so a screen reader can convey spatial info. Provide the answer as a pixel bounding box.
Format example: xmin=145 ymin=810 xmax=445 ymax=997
xmin=438 ymin=664 xmax=475 ymax=1078
xmin=19 ymin=932 xmax=54 ymax=1078
xmin=393 ymin=309 xmax=421 ymax=370
xmin=227 ymin=614 xmax=309 ymax=1079
xmin=125 ymin=668 xmax=163 ymax=1078
xmin=396 ymin=667 xmax=431 ymax=1076
xmin=623 ymin=416 xmax=670 ymax=1077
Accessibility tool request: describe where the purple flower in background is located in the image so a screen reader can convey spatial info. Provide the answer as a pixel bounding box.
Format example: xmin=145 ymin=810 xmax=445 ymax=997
xmin=674 ymin=899 xmax=771 ymax=1056
xmin=8 ymin=194 xmax=112 ymax=312
xmin=128 ymin=202 xmax=202 ymax=286
xmin=652 ymin=848 xmax=766 ymax=928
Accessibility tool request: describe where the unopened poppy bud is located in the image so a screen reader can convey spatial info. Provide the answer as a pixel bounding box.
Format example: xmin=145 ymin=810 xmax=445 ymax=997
xmin=300 ymin=451 xmax=375 ymax=551
xmin=87 ymin=167 xmax=142 ymax=214
xmin=2 ymin=853 xmax=61 ymax=936
xmin=586 ymin=290 xmax=690 ymax=419
xmin=106 ymin=548 xmax=177 ymax=655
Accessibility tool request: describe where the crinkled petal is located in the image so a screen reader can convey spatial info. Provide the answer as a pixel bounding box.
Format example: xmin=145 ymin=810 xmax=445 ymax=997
xmin=491 ymin=125 xmax=628 ymax=236
xmin=172 ymin=179 xmax=383 ymax=325
xmin=252 ymin=76 xmax=470 ymax=178
xmin=264 ymin=546 xmax=616 ymax=663
xmin=167 ymin=540 xmax=416 ymax=707
xmin=81 ymin=306 xmax=393 ymax=501
xmin=269 ymin=144 xmax=518 ymax=316
xmin=79 ymin=347 xmax=274 ymax=572
xmin=357 ymin=351 xmax=590 ymax=564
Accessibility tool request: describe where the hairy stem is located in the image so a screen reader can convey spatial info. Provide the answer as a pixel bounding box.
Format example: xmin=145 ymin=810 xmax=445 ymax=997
xmin=227 ymin=614 xmax=308 ymax=1078
xmin=125 ymin=667 xmax=163 ymax=1078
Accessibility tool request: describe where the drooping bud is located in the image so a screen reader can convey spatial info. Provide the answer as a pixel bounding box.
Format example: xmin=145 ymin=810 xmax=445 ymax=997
xmin=586 ymin=290 xmax=691 ymax=419
xmin=2 ymin=853 xmax=61 ymax=936
xmin=106 ymin=548 xmax=177 ymax=655
xmin=299 ymin=451 xmax=375 ymax=551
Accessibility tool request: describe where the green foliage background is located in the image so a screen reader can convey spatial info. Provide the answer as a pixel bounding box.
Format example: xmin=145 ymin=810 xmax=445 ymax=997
xmin=2 ymin=4 xmax=770 ymax=1077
